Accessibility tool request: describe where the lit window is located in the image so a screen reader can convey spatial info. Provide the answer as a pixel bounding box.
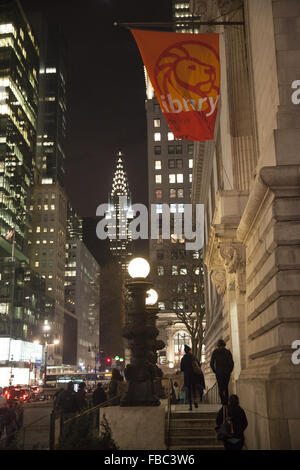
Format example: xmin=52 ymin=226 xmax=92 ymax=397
xmin=46 ymin=67 xmax=56 ymax=74
xmin=172 ymin=266 xmax=178 ymax=276
xmin=155 ymin=190 xmax=162 ymax=199
xmin=155 ymin=174 xmax=162 ymax=184
xmin=189 ymin=174 xmax=193 ymax=183
xmin=178 ymin=204 xmax=184 ymax=213
xmin=154 ymin=119 xmax=160 ymax=127
xmin=189 ymin=159 xmax=193 ymax=168
xmin=36 ymin=226 xmax=40 ymax=233
xmin=155 ymin=160 xmax=162 ymax=170
xmin=180 ymin=267 xmax=187 ymax=275
xmin=177 ymin=174 xmax=183 ymax=183
xmin=169 ymin=174 xmax=176 ymax=184
xmin=168 ymin=132 xmax=174 ymax=141
xmin=170 ymin=204 xmax=177 ymax=213
xmin=158 ymin=302 xmax=165 ymax=310
xmin=169 ymin=189 xmax=176 ymax=198
xmin=177 ymin=189 xmax=184 ymax=198
xmin=157 ymin=266 xmax=164 ymax=276
xmin=35 ymin=262 xmax=39 ymax=267
xmin=156 ymin=204 xmax=162 ymax=214
xmin=154 ymin=132 xmax=161 ymax=141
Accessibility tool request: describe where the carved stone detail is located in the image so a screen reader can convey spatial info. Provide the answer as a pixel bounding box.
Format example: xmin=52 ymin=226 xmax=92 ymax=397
xmin=211 ymin=269 xmax=227 ymax=295
xmin=218 ymin=243 xmax=241 ymax=274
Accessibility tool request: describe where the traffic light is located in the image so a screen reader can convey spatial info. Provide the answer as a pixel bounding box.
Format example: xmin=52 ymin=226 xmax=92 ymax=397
xmin=105 ymin=357 xmax=112 ymax=365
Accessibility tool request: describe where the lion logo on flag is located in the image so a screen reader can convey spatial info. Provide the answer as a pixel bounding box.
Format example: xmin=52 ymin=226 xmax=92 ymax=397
xmin=154 ymin=40 xmax=220 ymax=116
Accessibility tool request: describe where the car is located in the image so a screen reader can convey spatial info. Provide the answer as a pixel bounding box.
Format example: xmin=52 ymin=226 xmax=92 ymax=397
xmin=6 ymin=387 xmax=30 ymax=403
xmin=30 ymin=386 xmax=42 ymax=401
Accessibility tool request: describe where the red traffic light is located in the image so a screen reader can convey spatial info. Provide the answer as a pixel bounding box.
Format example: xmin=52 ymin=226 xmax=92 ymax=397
xmin=106 ymin=357 xmax=112 ymax=364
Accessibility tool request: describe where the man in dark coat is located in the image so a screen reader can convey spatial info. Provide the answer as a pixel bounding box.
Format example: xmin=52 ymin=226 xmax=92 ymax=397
xmin=210 ymin=339 xmax=234 ymax=405
xmin=180 ymin=345 xmax=198 ymax=410
xmin=92 ymin=382 xmax=107 ymax=406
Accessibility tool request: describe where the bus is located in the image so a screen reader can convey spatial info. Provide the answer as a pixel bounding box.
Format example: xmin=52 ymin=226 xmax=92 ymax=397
xmin=44 ymin=371 xmax=112 ymax=393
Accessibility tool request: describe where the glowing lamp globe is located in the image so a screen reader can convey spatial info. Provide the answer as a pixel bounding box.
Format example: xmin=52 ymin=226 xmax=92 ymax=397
xmin=146 ymin=288 xmax=158 ymax=306
xmin=128 ymin=257 xmax=150 ymax=279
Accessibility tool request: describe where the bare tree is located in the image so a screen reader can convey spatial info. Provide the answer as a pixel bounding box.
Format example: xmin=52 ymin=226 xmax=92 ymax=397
xmin=153 ymin=248 xmax=206 ymax=362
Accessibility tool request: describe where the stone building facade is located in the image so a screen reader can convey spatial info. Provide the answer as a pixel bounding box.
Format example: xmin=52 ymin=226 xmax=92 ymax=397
xmin=191 ymin=0 xmax=300 ymax=450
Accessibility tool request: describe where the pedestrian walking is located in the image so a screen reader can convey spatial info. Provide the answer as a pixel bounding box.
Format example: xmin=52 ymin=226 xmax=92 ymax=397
xmin=172 ymin=382 xmax=180 ymax=403
xmin=216 ymin=394 xmax=248 ymax=450
xmin=108 ymin=369 xmax=126 ymax=405
xmin=92 ymin=382 xmax=107 ymax=407
xmin=76 ymin=382 xmax=87 ymax=410
xmin=193 ymin=360 xmax=206 ymax=402
xmin=210 ymin=339 xmax=234 ymax=405
xmin=180 ymin=345 xmax=198 ymax=410
xmin=3 ymin=403 xmax=18 ymax=447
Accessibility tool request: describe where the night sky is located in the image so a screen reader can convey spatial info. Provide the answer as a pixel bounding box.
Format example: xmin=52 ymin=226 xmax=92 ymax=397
xmin=20 ymin=0 xmax=172 ymax=264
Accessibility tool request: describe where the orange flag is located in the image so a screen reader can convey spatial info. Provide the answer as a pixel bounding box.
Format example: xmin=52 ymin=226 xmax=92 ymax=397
xmin=131 ymin=29 xmax=220 ymax=141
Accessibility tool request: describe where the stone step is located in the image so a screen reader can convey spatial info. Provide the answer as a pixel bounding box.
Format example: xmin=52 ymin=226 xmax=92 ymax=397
xmin=170 ymin=427 xmax=216 ymax=437
xmin=168 ymin=435 xmax=221 ymax=447
xmin=168 ymin=444 xmax=224 ymax=451
xmin=170 ymin=412 xmax=217 ymax=420
xmin=170 ymin=418 xmax=216 ymax=427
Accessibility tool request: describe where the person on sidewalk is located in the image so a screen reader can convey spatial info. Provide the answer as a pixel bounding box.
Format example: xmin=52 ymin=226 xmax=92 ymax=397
xmin=210 ymin=339 xmax=234 ymax=405
xmin=180 ymin=345 xmax=198 ymax=411
xmin=92 ymin=382 xmax=107 ymax=407
xmin=216 ymin=394 xmax=248 ymax=450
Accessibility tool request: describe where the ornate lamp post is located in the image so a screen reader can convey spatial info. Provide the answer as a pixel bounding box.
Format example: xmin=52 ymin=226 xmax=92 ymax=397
xmin=145 ymin=289 xmax=166 ymax=399
xmin=121 ymin=258 xmax=160 ymax=406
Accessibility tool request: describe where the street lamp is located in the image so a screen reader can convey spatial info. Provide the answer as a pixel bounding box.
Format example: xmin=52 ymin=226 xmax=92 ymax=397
xmin=121 ymin=258 xmax=160 ymax=407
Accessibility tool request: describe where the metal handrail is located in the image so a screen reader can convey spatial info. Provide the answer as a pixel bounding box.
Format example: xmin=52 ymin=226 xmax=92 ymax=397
xmin=63 ymin=395 xmax=121 ymax=424
xmin=203 ymin=382 xmax=220 ymax=404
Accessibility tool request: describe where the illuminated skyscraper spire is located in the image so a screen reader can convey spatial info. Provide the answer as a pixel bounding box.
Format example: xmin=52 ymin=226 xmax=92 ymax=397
xmin=111 ymin=151 xmax=130 ymax=197
xmin=106 ymin=151 xmax=133 ymax=272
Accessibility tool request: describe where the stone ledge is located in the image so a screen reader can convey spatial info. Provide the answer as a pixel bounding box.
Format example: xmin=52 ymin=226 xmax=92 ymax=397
xmin=100 ymin=405 xmax=167 ymax=450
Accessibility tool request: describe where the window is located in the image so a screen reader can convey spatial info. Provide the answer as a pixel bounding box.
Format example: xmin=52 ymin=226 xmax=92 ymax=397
xmin=155 ymin=190 xmax=162 ymax=199
xmin=154 ymin=146 xmax=161 ymax=155
xmin=154 ymin=103 xmax=160 ymax=113
xmin=178 ymin=203 xmax=184 ymax=213
xmin=169 ymin=174 xmax=176 ymax=184
xmin=172 ymin=266 xmax=178 ymax=276
xmin=154 ymin=119 xmax=160 ymax=127
xmin=176 ymin=159 xmax=183 ymax=168
xmin=177 ymin=189 xmax=184 ymax=198
xmin=158 ymin=302 xmax=165 ymax=310
xmin=188 ymin=144 xmax=194 ymax=155
xmin=157 ymin=266 xmax=164 ymax=276
xmin=189 ymin=158 xmax=193 ymax=168
xmin=156 ymin=204 xmax=162 ymax=214
xmin=177 ymin=174 xmax=183 ymax=183
xmin=155 ymin=174 xmax=162 ymax=184
xmin=168 ymin=132 xmax=174 ymax=141
xmin=170 ymin=204 xmax=177 ymax=213
xmin=180 ymin=267 xmax=188 ymax=275
xmin=189 ymin=173 xmax=193 ymax=183
xmin=168 ymin=145 xmax=175 ymax=154
xmin=154 ymin=132 xmax=161 ymax=141
xmin=176 ymin=145 xmax=183 ymax=154
xmin=168 ymin=159 xmax=175 ymax=168
xmin=155 ymin=160 xmax=162 ymax=170
xmin=169 ymin=189 xmax=176 ymax=198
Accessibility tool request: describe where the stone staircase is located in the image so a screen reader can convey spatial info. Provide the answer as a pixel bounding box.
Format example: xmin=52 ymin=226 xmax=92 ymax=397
xmin=167 ymin=405 xmax=224 ymax=450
